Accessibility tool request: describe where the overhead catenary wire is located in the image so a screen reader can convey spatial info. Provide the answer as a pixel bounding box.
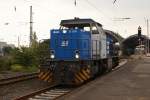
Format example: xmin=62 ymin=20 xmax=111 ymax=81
xmin=17 ymin=0 xmax=117 ymax=31
xmin=80 ymin=0 xmax=117 ymax=28
xmin=23 ymin=0 xmax=113 ymax=23
xmin=83 ymin=0 xmax=113 ymax=20
xmin=1 ymin=0 xmax=116 ymax=25
xmin=1 ymin=0 xmax=122 ymax=45
xmin=23 ymin=0 xmax=116 ymax=29
xmin=82 ymin=0 xmax=119 ymax=28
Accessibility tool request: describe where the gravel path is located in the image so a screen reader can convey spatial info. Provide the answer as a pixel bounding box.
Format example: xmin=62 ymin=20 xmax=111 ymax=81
xmin=0 ymin=78 xmax=51 ymax=100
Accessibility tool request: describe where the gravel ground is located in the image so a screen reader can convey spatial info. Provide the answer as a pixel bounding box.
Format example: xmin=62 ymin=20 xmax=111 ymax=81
xmin=0 ymin=71 xmax=35 ymax=80
xmin=0 ymin=78 xmax=51 ymax=100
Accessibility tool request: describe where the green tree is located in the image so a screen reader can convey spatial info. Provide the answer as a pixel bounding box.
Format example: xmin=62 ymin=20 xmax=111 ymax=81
xmin=38 ymin=39 xmax=50 ymax=64
xmin=3 ymin=46 xmax=14 ymax=56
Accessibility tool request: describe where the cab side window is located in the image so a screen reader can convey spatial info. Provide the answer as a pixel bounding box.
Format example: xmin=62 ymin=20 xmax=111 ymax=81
xmin=83 ymin=27 xmax=90 ymax=32
xmin=92 ymin=26 xmax=99 ymax=34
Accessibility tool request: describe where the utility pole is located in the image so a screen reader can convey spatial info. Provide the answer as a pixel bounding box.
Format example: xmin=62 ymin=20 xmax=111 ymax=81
xmin=29 ymin=6 xmax=33 ymax=47
xmin=147 ymin=19 xmax=149 ymax=54
xmin=18 ymin=36 xmax=20 ymax=49
xmin=74 ymin=0 xmax=77 ymax=6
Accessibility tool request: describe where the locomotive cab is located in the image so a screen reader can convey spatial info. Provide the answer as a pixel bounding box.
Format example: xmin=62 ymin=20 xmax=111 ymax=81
xmin=50 ymin=18 xmax=106 ymax=61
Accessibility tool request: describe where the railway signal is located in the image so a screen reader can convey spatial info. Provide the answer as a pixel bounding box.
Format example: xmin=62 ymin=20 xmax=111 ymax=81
xmin=138 ymin=26 xmax=143 ymax=55
xmin=138 ymin=26 xmax=142 ymax=38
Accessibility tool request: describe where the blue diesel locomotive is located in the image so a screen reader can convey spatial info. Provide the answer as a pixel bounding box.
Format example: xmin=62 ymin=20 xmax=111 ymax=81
xmin=39 ymin=18 xmax=119 ymax=85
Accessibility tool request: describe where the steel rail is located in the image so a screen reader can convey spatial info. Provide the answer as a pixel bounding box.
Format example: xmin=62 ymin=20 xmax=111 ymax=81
xmin=0 ymin=72 xmax=38 ymax=86
xmin=14 ymin=85 xmax=74 ymax=100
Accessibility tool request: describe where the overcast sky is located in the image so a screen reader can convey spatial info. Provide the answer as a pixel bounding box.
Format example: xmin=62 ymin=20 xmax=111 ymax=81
xmin=0 ymin=0 xmax=150 ymax=46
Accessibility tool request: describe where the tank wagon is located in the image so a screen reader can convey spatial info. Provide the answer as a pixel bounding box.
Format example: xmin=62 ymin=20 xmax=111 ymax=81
xmin=39 ymin=18 xmax=119 ymax=85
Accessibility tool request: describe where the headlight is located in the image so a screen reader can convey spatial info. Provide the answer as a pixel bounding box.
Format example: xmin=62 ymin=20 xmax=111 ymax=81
xmin=75 ymin=50 xmax=80 ymax=59
xmin=50 ymin=50 xmax=55 ymax=59
xmin=62 ymin=30 xmax=67 ymax=34
xmin=50 ymin=54 xmax=55 ymax=59
xmin=75 ymin=54 xmax=79 ymax=59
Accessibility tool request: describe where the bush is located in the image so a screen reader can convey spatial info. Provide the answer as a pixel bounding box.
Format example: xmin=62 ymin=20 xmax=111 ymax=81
xmin=10 ymin=64 xmax=24 ymax=72
xmin=10 ymin=64 xmax=38 ymax=72
xmin=26 ymin=66 xmax=38 ymax=72
xmin=12 ymin=47 xmax=35 ymax=67
xmin=0 ymin=56 xmax=12 ymax=71
xmin=0 ymin=38 xmax=50 ymax=72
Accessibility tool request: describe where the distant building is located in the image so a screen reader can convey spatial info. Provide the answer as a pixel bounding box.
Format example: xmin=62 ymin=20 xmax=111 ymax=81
xmin=0 ymin=42 xmax=15 ymax=56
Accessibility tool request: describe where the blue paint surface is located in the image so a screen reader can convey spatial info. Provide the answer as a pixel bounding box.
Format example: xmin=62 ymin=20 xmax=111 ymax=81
xmin=50 ymin=29 xmax=91 ymax=60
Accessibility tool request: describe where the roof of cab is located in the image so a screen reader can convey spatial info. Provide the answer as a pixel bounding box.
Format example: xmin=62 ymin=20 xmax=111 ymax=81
xmin=60 ymin=18 xmax=102 ymax=28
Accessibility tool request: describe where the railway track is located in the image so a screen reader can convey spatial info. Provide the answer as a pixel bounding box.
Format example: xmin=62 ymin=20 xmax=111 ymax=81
xmin=14 ymin=85 xmax=74 ymax=100
xmin=0 ymin=72 xmax=38 ymax=86
xmin=14 ymin=60 xmax=127 ymax=100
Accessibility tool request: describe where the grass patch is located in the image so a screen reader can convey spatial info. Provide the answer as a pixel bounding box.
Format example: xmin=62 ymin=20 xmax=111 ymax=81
xmin=26 ymin=66 xmax=38 ymax=72
xmin=11 ymin=64 xmax=38 ymax=72
xmin=11 ymin=64 xmax=25 ymax=72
